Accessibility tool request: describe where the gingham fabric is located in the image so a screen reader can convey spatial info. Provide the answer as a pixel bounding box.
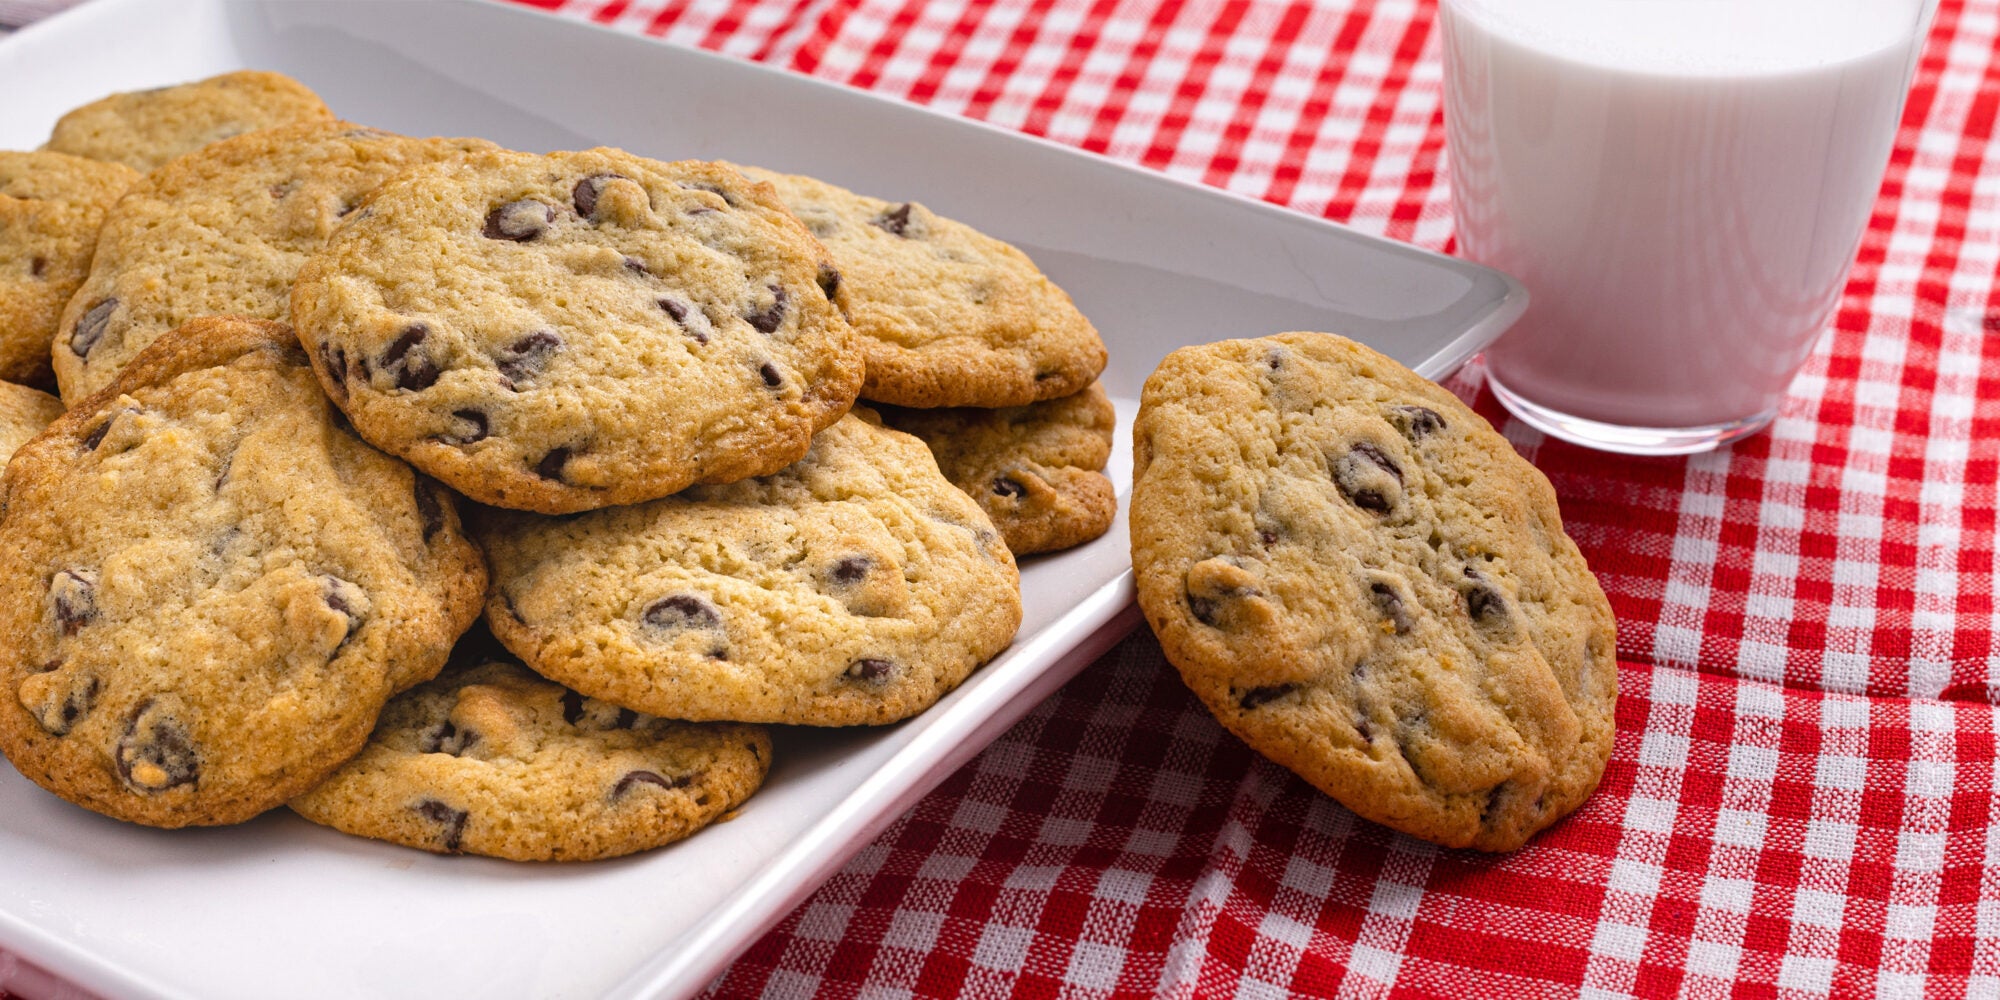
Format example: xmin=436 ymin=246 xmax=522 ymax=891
xmin=4 ymin=0 xmax=1994 ymax=996
xmin=495 ymin=0 xmax=2000 ymax=995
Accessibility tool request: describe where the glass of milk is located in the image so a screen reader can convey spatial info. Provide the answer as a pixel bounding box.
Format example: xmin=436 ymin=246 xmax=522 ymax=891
xmin=1441 ymin=0 xmax=1936 ymax=454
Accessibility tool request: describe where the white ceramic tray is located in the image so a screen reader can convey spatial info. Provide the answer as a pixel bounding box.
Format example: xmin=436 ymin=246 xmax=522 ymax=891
xmin=0 ymin=2 xmax=1525 ymax=998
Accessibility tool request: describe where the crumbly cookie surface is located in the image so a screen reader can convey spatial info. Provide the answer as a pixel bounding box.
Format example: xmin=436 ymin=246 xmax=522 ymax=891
xmin=289 ymin=659 xmax=770 ymax=861
xmin=292 ymin=149 xmax=862 ymax=514
xmin=740 ymin=166 xmax=1105 ymax=408
xmin=480 ymin=414 xmax=1021 ymax=726
xmin=1129 ymin=332 xmax=1617 ymax=852
xmin=875 ymin=382 xmax=1117 ymax=555
xmin=43 ymin=70 xmax=335 ymax=173
xmin=0 ymin=382 xmax=64 ymax=468
xmin=0 ymin=152 xmax=140 ymax=388
xmin=52 ymin=121 xmax=496 ymax=404
xmin=0 ymin=317 xmax=486 ymax=827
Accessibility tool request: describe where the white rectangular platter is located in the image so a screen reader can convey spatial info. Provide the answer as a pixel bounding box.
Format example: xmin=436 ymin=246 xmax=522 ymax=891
xmin=0 ymin=2 xmax=1525 ymax=998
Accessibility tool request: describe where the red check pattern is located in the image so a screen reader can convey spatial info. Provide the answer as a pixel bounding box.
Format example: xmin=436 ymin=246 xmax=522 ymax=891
xmin=485 ymin=0 xmax=2000 ymax=996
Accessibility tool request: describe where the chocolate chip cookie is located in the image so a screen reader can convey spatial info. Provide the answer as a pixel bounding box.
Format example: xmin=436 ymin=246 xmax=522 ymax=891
xmin=52 ymin=121 xmax=496 ymax=404
xmin=0 ymin=382 xmax=64 ymax=468
xmin=291 ymin=149 xmax=864 ymax=514
xmin=291 ymin=657 xmax=768 ymax=862
xmin=738 ymin=166 xmax=1105 ymax=408
xmin=0 ymin=317 xmax=486 ymax=827
xmin=0 ymin=151 xmax=140 ymax=388
xmin=1129 ymin=333 xmax=1617 ymax=852
xmin=875 ymin=382 xmax=1117 ymax=555
xmin=43 ymin=70 xmax=336 ymax=173
xmin=480 ymin=413 xmax=1021 ymax=726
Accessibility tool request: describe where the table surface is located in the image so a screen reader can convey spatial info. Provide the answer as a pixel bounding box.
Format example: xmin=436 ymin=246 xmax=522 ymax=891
xmin=8 ymin=0 xmax=2000 ymax=997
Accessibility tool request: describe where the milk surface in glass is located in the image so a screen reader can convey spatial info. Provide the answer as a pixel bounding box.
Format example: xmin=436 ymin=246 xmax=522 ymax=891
xmin=1443 ymin=0 xmax=1927 ymax=441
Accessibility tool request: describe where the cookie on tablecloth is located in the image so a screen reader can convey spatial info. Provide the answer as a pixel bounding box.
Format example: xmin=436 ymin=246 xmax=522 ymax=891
xmin=290 ymin=658 xmax=770 ymax=861
xmin=0 ymin=151 xmax=140 ymax=388
xmin=291 ymin=149 xmax=862 ymax=513
xmin=1129 ymin=332 xmax=1617 ymax=852
xmin=0 ymin=317 xmax=486 ymax=827
xmin=739 ymin=166 xmax=1105 ymax=408
xmin=52 ymin=121 xmax=496 ymax=403
xmin=0 ymin=382 xmax=64 ymax=468
xmin=43 ymin=70 xmax=335 ymax=173
xmin=480 ymin=414 xmax=1020 ymax=726
xmin=875 ymin=381 xmax=1116 ymax=555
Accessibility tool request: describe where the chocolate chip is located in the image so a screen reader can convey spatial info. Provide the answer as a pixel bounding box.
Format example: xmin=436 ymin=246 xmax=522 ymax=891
xmin=496 ymin=330 xmax=561 ymax=383
xmin=80 ymin=417 xmax=113 ymax=452
xmin=1466 ymin=577 xmax=1508 ymax=623
xmin=534 ymin=447 xmax=571 ymax=481
xmin=1334 ymin=442 xmax=1403 ymax=514
xmin=641 ymin=594 xmax=723 ymax=633
xmin=1481 ymin=783 xmax=1509 ymax=826
xmin=483 ymin=199 xmax=553 ymax=241
xmin=831 ymin=556 xmax=870 ymax=584
xmin=442 ymin=409 xmax=488 ymax=446
xmin=1391 ymin=405 xmax=1446 ymax=439
xmin=611 ymin=769 xmax=691 ymax=799
xmin=873 ymin=203 xmax=913 ymax=236
xmin=1369 ymin=582 xmax=1412 ymax=634
xmin=317 ymin=342 xmax=350 ymax=402
xmin=571 ymin=173 xmax=627 ymax=219
xmin=1259 ymin=530 xmax=1279 ymax=546
xmin=324 ymin=576 xmax=365 ymax=654
xmin=846 ymin=658 xmax=895 ymax=682
xmin=115 ymin=699 xmax=199 ymax=792
xmin=1238 ymin=684 xmax=1295 ymax=710
xmin=30 ymin=673 xmax=98 ymax=736
xmin=1188 ymin=596 xmax=1220 ymax=626
xmin=414 ymin=477 xmax=446 ymax=541
xmin=70 ymin=298 xmax=115 ymax=357
xmin=816 ymin=262 xmax=841 ymax=301
xmin=758 ymin=362 xmax=783 ymax=388
xmin=678 ymin=180 xmax=738 ymax=207
xmin=381 ymin=324 xmax=438 ymax=392
xmin=30 ymin=256 xmax=46 ymax=278
xmin=613 ymin=707 xmax=638 ymax=729
xmin=623 ymin=256 xmax=649 ymax=275
xmin=658 ymin=295 xmax=713 ymax=345
xmin=212 ymin=453 xmax=234 ymax=492
xmin=1265 ymin=347 xmax=1286 ymax=370
xmin=1355 ymin=717 xmax=1373 ymax=743
xmin=502 ymin=591 xmax=527 ymax=626
xmin=50 ymin=569 xmax=96 ymax=636
xmin=413 ymin=799 xmax=468 ymax=852
xmin=421 ymin=720 xmax=478 ymax=756
xmin=560 ymin=690 xmax=585 ymax=725
xmin=992 ymin=477 xmax=1027 ymax=498
xmin=745 ymin=285 xmax=788 ymax=334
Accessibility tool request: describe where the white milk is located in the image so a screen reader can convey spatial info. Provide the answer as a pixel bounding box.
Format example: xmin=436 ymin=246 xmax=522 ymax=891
xmin=1443 ymin=0 xmax=1927 ymax=434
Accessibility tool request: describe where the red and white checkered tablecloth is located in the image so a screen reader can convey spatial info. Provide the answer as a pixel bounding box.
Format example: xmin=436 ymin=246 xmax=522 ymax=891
xmin=4 ymin=0 xmax=1994 ymax=996
xmin=485 ymin=0 xmax=2000 ymax=996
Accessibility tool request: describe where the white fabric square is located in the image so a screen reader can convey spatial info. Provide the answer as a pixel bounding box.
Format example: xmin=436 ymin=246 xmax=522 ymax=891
xmin=1778 ymin=954 xmax=1836 ymax=994
xmin=1367 ymin=878 xmax=1424 ymax=921
xmin=795 ymin=902 xmax=853 ymax=943
xmin=1258 ymin=910 xmax=1314 ymax=950
xmin=1804 ymin=820 xmax=1860 ymax=863
xmin=1348 ymin=944 xmax=1402 ymax=985
xmin=1815 ymin=755 xmax=1869 ymax=792
xmin=1886 ymin=903 xmax=1937 ymax=940
xmin=1095 ymin=866 xmax=1154 ymax=907
xmin=1005 ymin=865 xmax=1064 ymax=893
xmin=1640 ymin=732 xmax=1690 ymax=768
xmin=918 ymin=852 xmax=978 ymax=882
xmin=1728 ymin=744 xmax=1779 ymax=782
xmin=1699 ymin=876 xmax=1755 ymax=915
xmin=882 ymin=909 xmax=946 ymax=953
xmin=1685 ymin=939 xmax=1740 ymax=979
xmin=1038 ymin=814 xmax=1092 ymax=847
xmin=1610 ymin=859 xmax=1664 ymax=896
xmin=762 ymin=970 xmax=824 ymax=1000
xmin=1714 ymin=809 xmax=1768 ymax=850
xmin=1064 ymin=940 xmax=1126 ymax=993
xmin=1792 ymin=889 xmax=1847 ymax=930
xmin=952 ymin=798 xmax=1007 ymax=835
xmin=1590 ymin=921 xmax=1646 ymax=963
xmin=1623 ymin=796 xmax=1678 ymax=836
xmin=1281 ymin=855 xmax=1335 ymax=897
xmin=972 ymin=923 xmax=1036 ymax=973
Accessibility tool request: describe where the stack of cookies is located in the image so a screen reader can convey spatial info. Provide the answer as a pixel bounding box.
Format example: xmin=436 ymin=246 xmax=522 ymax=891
xmin=0 ymin=71 xmax=1114 ymax=861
